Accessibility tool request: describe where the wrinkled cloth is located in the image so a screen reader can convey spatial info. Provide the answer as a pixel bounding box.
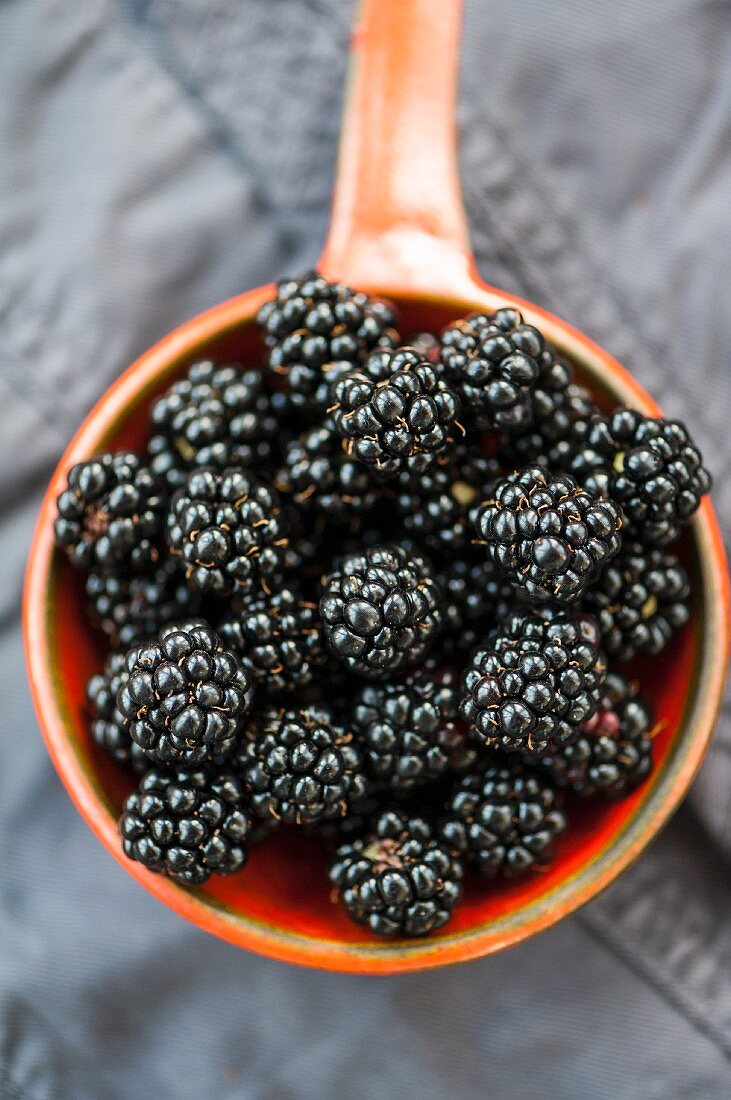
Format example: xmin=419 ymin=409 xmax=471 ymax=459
xmin=1 ymin=1 xmax=730 ymax=1097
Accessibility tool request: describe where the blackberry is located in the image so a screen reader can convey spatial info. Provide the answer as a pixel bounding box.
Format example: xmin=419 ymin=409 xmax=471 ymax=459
xmin=474 ymin=465 xmax=622 ymax=604
xmin=294 ymin=665 xmax=365 ymax=726
xmin=85 ymin=560 xmax=202 ymax=649
xmin=409 ymin=331 xmax=440 ymax=361
xmin=54 ymin=453 xmax=165 ymax=571
xmin=460 ymin=608 xmax=607 ymax=754
xmin=117 ymin=624 xmax=254 ymax=766
xmin=319 ymin=544 xmax=443 ymax=678
xmin=275 ymin=422 xmax=384 ymax=520
xmin=530 ymin=672 xmax=653 ymax=797
xmin=329 ymin=809 xmax=463 ymax=936
xmin=330 ymin=347 xmax=462 ymax=478
xmin=311 ymin=782 xmax=449 ymax=846
xmin=564 ymin=409 xmax=711 ymax=545
xmin=582 ymin=541 xmax=690 ymax=660
xmin=86 ymin=652 xmax=146 ymax=771
xmin=438 ymin=556 xmax=513 ymax=660
xmin=502 ymin=381 xmax=598 ymax=466
xmin=239 ymin=705 xmax=366 ymax=825
xmin=147 ymin=360 xmax=278 ymax=488
xmin=305 ymin=788 xmax=385 ymax=846
xmin=353 ymin=669 xmax=476 ymax=789
xmin=394 ymin=446 xmax=501 ymax=555
xmin=440 ymin=308 xmax=550 ymax=432
xmin=218 ymin=588 xmax=326 ymax=694
xmin=257 ymin=271 xmax=399 ymax=412
xmin=120 ymin=766 xmax=252 ymax=885
xmin=166 ymin=467 xmax=289 ymax=595
xmin=440 ymin=759 xmax=566 ymax=877
xmin=274 ymin=521 xmax=325 ymax=582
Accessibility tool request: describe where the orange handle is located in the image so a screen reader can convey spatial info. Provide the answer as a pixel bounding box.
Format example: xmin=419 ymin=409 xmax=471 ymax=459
xmin=318 ymin=0 xmax=478 ymax=300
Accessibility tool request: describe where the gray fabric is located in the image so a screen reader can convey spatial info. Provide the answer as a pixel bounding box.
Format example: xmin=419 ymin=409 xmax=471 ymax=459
xmin=1 ymin=0 xmax=729 ymax=1096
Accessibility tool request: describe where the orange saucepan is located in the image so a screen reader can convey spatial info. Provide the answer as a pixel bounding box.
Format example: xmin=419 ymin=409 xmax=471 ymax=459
xmin=24 ymin=0 xmax=730 ymax=973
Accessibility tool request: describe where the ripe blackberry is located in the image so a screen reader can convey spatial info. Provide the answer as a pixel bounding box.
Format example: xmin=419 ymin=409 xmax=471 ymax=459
xmin=86 ymin=652 xmax=146 ymax=771
xmin=147 ymin=360 xmax=278 ymax=488
xmin=117 ymin=624 xmax=254 ymax=766
xmin=353 ymin=669 xmax=476 ymax=789
xmin=529 ymin=672 xmax=653 ymax=797
xmin=330 ymin=347 xmax=462 ymax=479
xmin=239 ymin=705 xmax=366 ymax=825
xmin=394 ymin=446 xmax=501 ymax=555
xmin=257 ymin=271 xmax=399 ymax=412
xmin=440 ymin=759 xmax=566 ymax=877
xmin=438 ymin=556 xmax=513 ymax=660
xmin=166 ymin=467 xmax=289 ymax=595
xmin=329 ymin=810 xmax=463 ymax=937
xmin=218 ymin=588 xmax=326 ymax=694
xmin=85 ymin=560 xmax=202 ymax=649
xmin=440 ymin=308 xmax=552 ymax=431
xmin=275 ymin=422 xmax=384 ymax=521
xmin=120 ymin=766 xmax=252 ymax=885
xmin=319 ymin=544 xmax=443 ymax=678
xmin=441 ymin=557 xmax=513 ymax=633
xmin=582 ymin=541 xmax=690 ymax=660
xmin=305 ymin=788 xmax=385 ymax=846
xmin=310 ymin=776 xmax=450 ymax=847
xmin=54 ymin=453 xmax=165 ymax=571
xmin=502 ymin=381 xmax=598 ymax=466
xmin=565 ymin=409 xmax=711 ymax=545
xmin=474 ymin=465 xmax=622 ymax=604
xmin=294 ymin=665 xmax=365 ymax=727
xmin=460 ymin=608 xmax=607 ymax=754
xmin=409 ymin=331 xmax=440 ymax=361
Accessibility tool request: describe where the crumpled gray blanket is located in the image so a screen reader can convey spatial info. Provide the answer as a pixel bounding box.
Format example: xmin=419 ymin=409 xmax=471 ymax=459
xmin=1 ymin=2 xmax=730 ymax=1097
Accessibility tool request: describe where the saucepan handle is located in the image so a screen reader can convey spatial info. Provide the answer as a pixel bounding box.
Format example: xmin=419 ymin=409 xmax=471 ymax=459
xmin=318 ymin=0 xmax=479 ymax=301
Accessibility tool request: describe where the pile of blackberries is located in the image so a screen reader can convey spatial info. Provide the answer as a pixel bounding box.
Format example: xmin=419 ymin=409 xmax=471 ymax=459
xmin=55 ymin=272 xmax=709 ymax=938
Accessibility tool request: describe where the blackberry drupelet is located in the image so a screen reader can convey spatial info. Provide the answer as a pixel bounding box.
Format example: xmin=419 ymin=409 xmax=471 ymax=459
xmin=86 ymin=560 xmax=201 ymax=649
xmin=239 ymin=705 xmax=366 ymax=825
xmin=319 ymin=543 xmax=443 ymax=678
xmin=329 ymin=809 xmax=463 ymax=936
xmin=564 ymin=409 xmax=711 ymax=545
xmin=440 ymin=308 xmax=552 ymax=431
xmin=460 ymin=608 xmax=607 ymax=754
xmin=438 ymin=556 xmax=513 ymax=660
xmin=530 ymin=672 xmax=653 ymax=797
xmin=117 ymin=624 xmax=254 ymax=766
xmin=147 ymin=360 xmax=278 ymax=488
xmin=394 ymin=446 xmax=501 ymax=555
xmin=582 ymin=541 xmax=690 ymax=660
xmin=330 ymin=347 xmax=462 ymax=478
xmin=257 ymin=271 xmax=399 ymax=412
xmin=218 ymin=587 xmax=326 ymax=694
xmin=475 ymin=465 xmax=622 ymax=604
xmin=440 ymin=758 xmax=566 ymax=877
xmin=87 ymin=652 xmax=146 ymax=771
xmin=275 ymin=421 xmax=384 ymax=520
xmin=166 ymin=466 xmax=289 ymax=595
xmin=54 ymin=452 xmax=165 ymax=571
xmin=120 ymin=766 xmax=252 ymax=885
xmin=353 ymin=669 xmax=476 ymax=789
